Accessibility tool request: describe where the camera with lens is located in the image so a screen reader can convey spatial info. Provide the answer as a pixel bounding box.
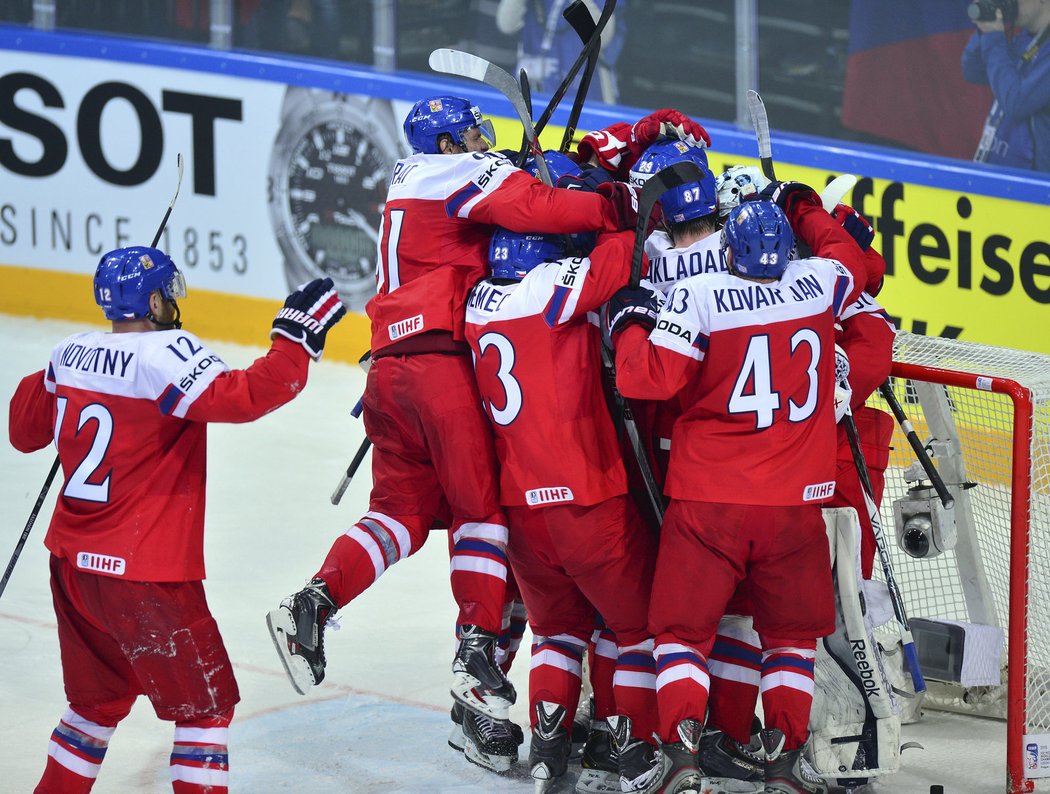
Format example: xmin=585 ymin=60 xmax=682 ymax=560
xmin=968 ymin=0 xmax=1018 ymax=23
xmin=893 ymin=484 xmax=957 ymax=559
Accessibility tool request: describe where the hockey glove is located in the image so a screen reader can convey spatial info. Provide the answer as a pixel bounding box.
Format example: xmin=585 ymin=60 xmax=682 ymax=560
xmin=578 ymin=121 xmax=633 ymax=173
xmin=630 ymin=108 xmax=711 ymax=153
xmin=270 ymin=277 xmax=347 ymax=361
xmin=607 ymin=285 xmax=661 ymax=337
xmin=760 ymin=181 xmax=822 ymax=217
xmin=832 ymin=203 xmax=875 ymax=251
xmin=833 ymin=343 xmax=852 ymax=423
xmin=596 ymin=181 xmax=641 ymax=232
xmin=557 ymin=165 xmax=616 ymax=192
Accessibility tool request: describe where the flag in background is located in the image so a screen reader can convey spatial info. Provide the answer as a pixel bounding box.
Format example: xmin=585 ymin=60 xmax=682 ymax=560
xmin=842 ymin=0 xmax=991 ymax=159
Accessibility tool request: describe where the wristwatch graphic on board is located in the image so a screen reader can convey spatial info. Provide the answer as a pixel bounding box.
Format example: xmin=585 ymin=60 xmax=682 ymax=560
xmin=268 ymin=89 xmax=407 ymax=311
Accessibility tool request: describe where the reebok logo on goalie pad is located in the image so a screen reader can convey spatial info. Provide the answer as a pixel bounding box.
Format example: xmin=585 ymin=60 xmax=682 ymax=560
xmin=77 ymin=551 xmax=126 ymax=576
xmin=526 ymin=486 xmax=574 ymax=506
xmin=850 ymin=638 xmax=882 ymax=700
xmin=803 ymin=481 xmax=836 ymax=501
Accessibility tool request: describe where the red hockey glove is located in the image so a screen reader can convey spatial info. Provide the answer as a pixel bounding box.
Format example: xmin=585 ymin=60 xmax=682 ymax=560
xmin=630 ymin=108 xmax=711 ymax=153
xmin=577 ymin=121 xmax=633 ymax=173
xmin=832 ymin=203 xmax=875 ymax=251
xmin=596 ymin=181 xmax=641 ymax=232
xmin=759 ymin=180 xmax=822 ymax=218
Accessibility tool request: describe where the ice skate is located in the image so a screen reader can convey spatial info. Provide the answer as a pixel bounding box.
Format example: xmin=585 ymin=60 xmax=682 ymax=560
xmin=461 ymin=704 xmax=521 ymax=773
xmin=697 ymin=729 xmax=764 ymax=793
xmin=621 ymin=718 xmax=704 ymax=794
xmin=609 ymin=715 xmax=661 ymax=793
xmin=530 ymin=701 xmax=571 ymax=793
xmin=575 ymin=719 xmax=620 ymax=793
xmin=266 ymin=578 xmax=337 ymax=695
xmin=451 ymin=624 xmax=517 ymax=720
xmin=761 ymin=729 xmax=827 ymax=794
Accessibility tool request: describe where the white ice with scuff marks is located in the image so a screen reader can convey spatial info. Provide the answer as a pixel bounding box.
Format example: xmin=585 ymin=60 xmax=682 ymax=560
xmin=0 ymin=314 xmax=1008 ymax=792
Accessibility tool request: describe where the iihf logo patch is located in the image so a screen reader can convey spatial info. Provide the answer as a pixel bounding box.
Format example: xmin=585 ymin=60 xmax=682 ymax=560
xmin=428 ymin=99 xmax=443 ymax=112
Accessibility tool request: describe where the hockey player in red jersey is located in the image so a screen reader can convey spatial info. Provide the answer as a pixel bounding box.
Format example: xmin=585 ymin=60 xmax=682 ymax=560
xmin=7 ymin=247 xmax=345 ymax=794
xmin=610 ymin=190 xmax=870 ymax=794
xmin=267 ymin=95 xmax=644 ymax=730
xmin=465 ymin=227 xmax=660 ymax=791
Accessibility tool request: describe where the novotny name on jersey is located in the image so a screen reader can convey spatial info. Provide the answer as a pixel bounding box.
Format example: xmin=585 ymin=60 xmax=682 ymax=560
xmin=59 ymin=343 xmax=134 ymax=378
xmin=649 ymin=247 xmax=725 ymax=285
xmin=712 ymin=273 xmax=825 ymax=314
xmin=77 ymin=551 xmax=126 ymax=576
xmin=803 ymin=481 xmax=836 ymax=501
xmin=526 ymin=486 xmax=575 ymax=506
xmin=388 ymin=314 xmax=424 ymax=340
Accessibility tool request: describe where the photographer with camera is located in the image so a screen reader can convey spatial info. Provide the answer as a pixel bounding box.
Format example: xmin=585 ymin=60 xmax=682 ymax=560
xmin=962 ymin=0 xmax=1050 ymax=171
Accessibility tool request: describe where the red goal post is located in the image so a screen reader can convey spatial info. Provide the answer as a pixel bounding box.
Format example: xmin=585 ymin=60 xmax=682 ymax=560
xmin=879 ymin=331 xmax=1050 ymax=794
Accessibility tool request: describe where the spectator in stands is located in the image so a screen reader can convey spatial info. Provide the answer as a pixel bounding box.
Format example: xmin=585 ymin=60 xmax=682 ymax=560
xmin=963 ymin=0 xmax=1050 ymax=172
xmin=496 ymin=0 xmax=625 ymax=104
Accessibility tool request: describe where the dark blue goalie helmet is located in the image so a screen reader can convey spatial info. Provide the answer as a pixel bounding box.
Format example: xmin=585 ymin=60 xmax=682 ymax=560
xmin=629 ymin=140 xmax=716 ymax=223
xmin=93 ymin=246 xmax=186 ymax=321
xmin=489 ymin=229 xmax=565 ymax=281
xmin=403 ymin=96 xmax=496 ymax=154
xmin=721 ymin=201 xmax=795 ymax=279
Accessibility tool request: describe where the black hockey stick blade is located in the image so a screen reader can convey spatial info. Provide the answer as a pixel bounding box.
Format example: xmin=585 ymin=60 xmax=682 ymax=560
xmin=629 ymin=162 xmax=705 ymax=288
xmin=150 ymin=152 xmax=184 ymax=248
xmin=878 ymin=380 xmax=954 ymax=508
xmin=745 ymin=90 xmax=777 ymax=182
xmin=559 ymin=0 xmax=604 ymax=153
xmin=428 ymin=48 xmax=554 ymax=187
xmin=533 ymin=0 xmax=616 ymax=138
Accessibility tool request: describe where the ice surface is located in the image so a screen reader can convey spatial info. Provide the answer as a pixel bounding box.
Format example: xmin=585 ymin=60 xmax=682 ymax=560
xmin=0 ymin=315 xmax=1009 ymax=792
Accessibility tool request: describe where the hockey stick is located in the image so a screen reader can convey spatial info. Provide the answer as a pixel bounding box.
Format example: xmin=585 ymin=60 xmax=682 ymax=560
xmin=820 ymin=174 xmax=857 ymax=213
xmin=843 ymin=412 xmax=927 ymax=693
xmin=330 ymin=437 xmax=372 ymax=506
xmin=878 ymin=381 xmax=954 ymax=509
xmin=629 ymin=161 xmax=705 ymax=288
xmin=429 ymin=48 xmax=555 ymax=188
xmin=532 ymin=0 xmax=616 ymax=139
xmin=746 ymin=90 xmax=776 ymax=182
xmin=559 ymin=0 xmax=607 ymax=153
xmin=516 ymin=68 xmax=533 ymax=167
xmin=1 ymin=154 xmax=184 ymax=599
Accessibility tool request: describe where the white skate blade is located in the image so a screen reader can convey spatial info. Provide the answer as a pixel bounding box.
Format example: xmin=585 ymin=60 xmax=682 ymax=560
xmin=463 ymin=738 xmax=515 ymax=774
xmin=265 ymin=607 xmax=315 ymax=696
xmin=450 ymin=675 xmax=512 ymax=721
xmin=700 ymin=777 xmax=763 ymax=794
xmin=574 ymin=768 xmax=620 ymax=793
xmin=448 ymin=720 xmax=466 ymax=752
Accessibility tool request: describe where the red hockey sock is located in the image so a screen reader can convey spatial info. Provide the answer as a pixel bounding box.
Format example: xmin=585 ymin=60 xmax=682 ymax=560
xmin=315 ymin=512 xmax=421 ymax=606
xmin=170 ymin=711 xmax=232 ymax=793
xmin=614 ymin=639 xmax=658 ymax=741
xmin=35 ymin=707 xmax=118 ymax=793
xmin=589 ymin=627 xmax=618 ymax=721
xmin=707 ymin=619 xmax=762 ymax=744
xmin=759 ymin=643 xmax=817 ymax=749
xmin=529 ymin=633 xmax=587 ymax=729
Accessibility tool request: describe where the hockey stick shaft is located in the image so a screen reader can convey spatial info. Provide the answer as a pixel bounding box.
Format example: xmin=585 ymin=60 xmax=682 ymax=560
xmin=516 ymin=68 xmax=533 ymax=168
xmin=629 ymin=161 xmax=705 ymax=288
xmin=844 ymin=413 xmax=927 ymax=692
xmin=532 ymin=0 xmax=616 ymax=138
xmin=3 ymin=156 xmax=186 ymax=598
xmin=0 ymin=456 xmax=60 ymax=600
xmin=559 ymin=0 xmax=606 ymax=153
xmin=330 ymin=437 xmax=372 ymax=506
xmin=429 ymin=48 xmax=554 ymax=188
xmin=745 ymin=90 xmax=777 ymax=182
xmin=878 ymin=380 xmax=954 ymax=509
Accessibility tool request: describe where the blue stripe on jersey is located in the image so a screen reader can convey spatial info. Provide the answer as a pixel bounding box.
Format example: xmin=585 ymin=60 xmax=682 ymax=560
xmin=832 ymin=275 xmax=850 ymax=317
xmin=692 ymin=332 xmax=709 ymax=352
xmin=158 ymin=384 xmax=184 ymax=416
xmin=445 ymin=182 xmax=481 ymax=217
xmin=46 ymin=363 xmax=56 ymax=384
xmin=543 ymin=286 xmax=571 ymax=328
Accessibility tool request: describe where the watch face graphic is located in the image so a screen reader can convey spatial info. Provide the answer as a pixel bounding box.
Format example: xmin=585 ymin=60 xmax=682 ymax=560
xmin=270 ymin=93 xmax=404 ymax=311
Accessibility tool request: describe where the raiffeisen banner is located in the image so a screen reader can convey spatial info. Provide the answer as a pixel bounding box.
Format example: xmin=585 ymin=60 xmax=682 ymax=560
xmin=1 ymin=26 xmax=1047 ymax=362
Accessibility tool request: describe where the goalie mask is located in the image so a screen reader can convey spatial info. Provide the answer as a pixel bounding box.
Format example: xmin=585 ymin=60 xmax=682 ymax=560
xmin=94 ymin=246 xmax=186 ymax=328
xmin=721 ymin=201 xmax=794 ymax=279
xmin=629 ymin=140 xmax=716 ymax=223
xmin=489 ymin=229 xmax=565 ymax=281
xmin=716 ymin=165 xmax=770 ymax=218
xmin=403 ymin=96 xmax=496 ymax=154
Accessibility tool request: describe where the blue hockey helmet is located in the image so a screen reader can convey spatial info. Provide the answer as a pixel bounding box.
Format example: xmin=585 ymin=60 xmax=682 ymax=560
xmin=93 ymin=246 xmax=186 ymax=323
xmin=721 ymin=201 xmax=794 ymax=279
xmin=523 ymin=149 xmax=582 ymax=184
xmin=628 ymin=140 xmax=716 ymax=223
xmin=489 ymin=229 xmax=565 ymax=281
xmin=403 ymin=96 xmax=496 ymax=154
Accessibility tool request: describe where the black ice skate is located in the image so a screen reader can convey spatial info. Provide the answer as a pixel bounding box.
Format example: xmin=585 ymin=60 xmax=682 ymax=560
xmin=529 ymin=701 xmax=572 ymax=793
xmin=448 ymin=701 xmax=522 ymax=774
xmin=698 ymin=728 xmax=765 ymax=793
xmin=622 ymin=718 xmax=704 ymax=794
xmin=761 ymin=729 xmax=828 ymax=794
xmin=609 ymin=715 xmax=660 ymax=793
xmin=575 ymin=719 xmax=620 ymax=793
xmin=451 ymin=624 xmax=517 ymax=720
xmin=266 ymin=578 xmax=337 ymax=695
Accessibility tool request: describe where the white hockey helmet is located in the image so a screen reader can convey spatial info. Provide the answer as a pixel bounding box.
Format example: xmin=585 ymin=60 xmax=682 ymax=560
xmin=715 ymin=165 xmax=770 ymax=218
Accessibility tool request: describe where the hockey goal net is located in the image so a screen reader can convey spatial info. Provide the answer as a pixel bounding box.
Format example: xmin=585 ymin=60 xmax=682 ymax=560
xmin=876 ymin=330 xmax=1050 ymax=794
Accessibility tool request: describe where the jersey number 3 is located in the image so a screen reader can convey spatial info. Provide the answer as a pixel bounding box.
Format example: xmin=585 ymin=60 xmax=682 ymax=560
xmin=55 ymin=397 xmax=114 ymax=503
xmin=728 ymin=330 xmax=821 ymax=429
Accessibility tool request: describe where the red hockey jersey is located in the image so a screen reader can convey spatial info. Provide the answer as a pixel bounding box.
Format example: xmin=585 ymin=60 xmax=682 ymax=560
xmin=369 ymin=151 xmax=621 ymax=352
xmin=8 ymin=332 xmax=309 ymax=582
xmin=465 ymin=231 xmax=635 ymax=508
